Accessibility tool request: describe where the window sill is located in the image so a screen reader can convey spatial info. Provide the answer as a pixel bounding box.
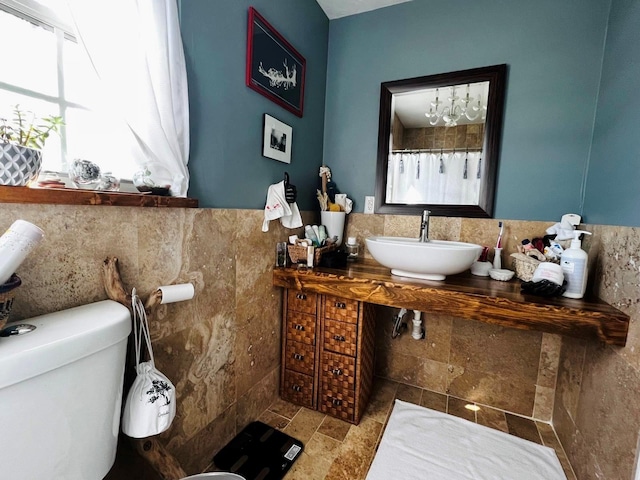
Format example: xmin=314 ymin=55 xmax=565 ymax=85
xmin=0 ymin=186 xmax=198 ymax=208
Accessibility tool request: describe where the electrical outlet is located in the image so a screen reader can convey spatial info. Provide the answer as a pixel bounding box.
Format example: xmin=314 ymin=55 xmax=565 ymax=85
xmin=364 ymin=196 xmax=375 ymax=214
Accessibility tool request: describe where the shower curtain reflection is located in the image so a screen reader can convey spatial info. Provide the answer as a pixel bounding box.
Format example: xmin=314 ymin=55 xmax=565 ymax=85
xmin=386 ymin=152 xmax=481 ymax=205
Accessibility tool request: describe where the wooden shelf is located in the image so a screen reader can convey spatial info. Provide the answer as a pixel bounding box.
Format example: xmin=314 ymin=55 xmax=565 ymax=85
xmin=273 ymin=259 xmax=629 ymax=346
xmin=0 ymin=186 xmax=198 ymax=208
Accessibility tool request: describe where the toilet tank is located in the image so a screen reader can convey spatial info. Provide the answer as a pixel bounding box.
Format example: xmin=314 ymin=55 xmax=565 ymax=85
xmin=0 ymin=300 xmax=131 ymax=480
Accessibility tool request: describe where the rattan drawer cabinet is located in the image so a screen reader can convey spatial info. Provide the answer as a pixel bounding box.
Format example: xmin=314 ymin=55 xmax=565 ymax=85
xmin=280 ymin=289 xmax=375 ymax=424
xmin=281 ymin=291 xmax=319 ymax=409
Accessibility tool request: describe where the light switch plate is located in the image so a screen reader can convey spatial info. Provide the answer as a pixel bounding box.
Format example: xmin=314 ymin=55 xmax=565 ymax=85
xmin=364 ymin=196 xmax=375 ymax=214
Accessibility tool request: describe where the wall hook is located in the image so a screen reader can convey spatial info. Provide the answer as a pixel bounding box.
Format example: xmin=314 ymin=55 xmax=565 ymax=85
xmin=284 ymin=172 xmax=297 ymax=204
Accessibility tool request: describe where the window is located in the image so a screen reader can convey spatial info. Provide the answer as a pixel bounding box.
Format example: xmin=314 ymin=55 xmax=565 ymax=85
xmin=0 ymin=0 xmax=135 ymax=180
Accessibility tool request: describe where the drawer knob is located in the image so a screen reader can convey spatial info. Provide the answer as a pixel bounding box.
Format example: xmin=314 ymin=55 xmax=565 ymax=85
xmin=296 ymin=293 xmax=307 ymax=300
xmin=334 ymin=302 xmax=346 ymax=309
xmin=333 ymin=335 xmax=346 ymax=342
xmin=331 ymin=368 xmax=343 ymax=376
xmin=293 ymin=353 xmax=304 ymax=361
xmin=292 ymin=385 xmax=302 ymax=392
xmin=331 ymin=398 xmax=343 ymax=406
xmin=294 ymin=324 xmax=305 ymax=331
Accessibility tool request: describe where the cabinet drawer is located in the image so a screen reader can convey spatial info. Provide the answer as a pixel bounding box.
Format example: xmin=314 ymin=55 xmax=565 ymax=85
xmin=281 ymin=369 xmax=314 ymax=408
xmin=323 ymin=319 xmax=357 ymax=357
xmin=288 ymin=291 xmax=317 ymax=315
xmin=285 ymin=340 xmax=315 ymax=376
xmin=318 ymin=384 xmax=356 ymax=422
xmin=324 ymin=296 xmax=358 ymax=324
xmin=320 ymin=351 xmax=356 ymax=392
xmin=286 ymin=312 xmax=316 ymax=345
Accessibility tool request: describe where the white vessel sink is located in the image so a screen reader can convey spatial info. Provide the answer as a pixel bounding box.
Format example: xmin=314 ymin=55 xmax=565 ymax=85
xmin=365 ymin=236 xmax=483 ymax=281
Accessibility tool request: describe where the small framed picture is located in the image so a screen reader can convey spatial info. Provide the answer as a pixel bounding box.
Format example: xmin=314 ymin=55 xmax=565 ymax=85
xmin=246 ymin=7 xmax=306 ymax=117
xmin=263 ymin=114 xmax=292 ymax=164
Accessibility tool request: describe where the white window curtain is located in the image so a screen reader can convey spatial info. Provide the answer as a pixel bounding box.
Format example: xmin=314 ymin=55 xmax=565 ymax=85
xmin=65 ymin=0 xmax=190 ymax=196
xmin=386 ymin=152 xmax=481 ymax=205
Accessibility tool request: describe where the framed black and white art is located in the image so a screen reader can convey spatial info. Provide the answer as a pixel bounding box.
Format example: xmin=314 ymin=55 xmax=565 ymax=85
xmin=246 ymin=7 xmax=306 ymax=117
xmin=263 ymin=114 xmax=292 ymax=164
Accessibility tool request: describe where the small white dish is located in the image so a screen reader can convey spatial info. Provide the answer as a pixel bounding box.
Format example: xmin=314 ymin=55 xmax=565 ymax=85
xmin=471 ymin=261 xmax=493 ymax=277
xmin=489 ymin=268 xmax=515 ymax=281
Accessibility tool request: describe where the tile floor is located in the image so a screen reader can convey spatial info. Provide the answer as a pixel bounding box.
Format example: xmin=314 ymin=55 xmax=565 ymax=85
xmin=214 ymin=378 xmax=576 ymax=480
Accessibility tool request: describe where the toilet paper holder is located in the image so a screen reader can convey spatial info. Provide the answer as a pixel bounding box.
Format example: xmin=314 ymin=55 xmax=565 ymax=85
xmin=156 ymin=283 xmax=195 ymax=304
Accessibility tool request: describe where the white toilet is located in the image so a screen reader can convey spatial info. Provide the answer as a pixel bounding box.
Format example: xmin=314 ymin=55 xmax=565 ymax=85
xmin=0 ymin=300 xmax=244 ymax=480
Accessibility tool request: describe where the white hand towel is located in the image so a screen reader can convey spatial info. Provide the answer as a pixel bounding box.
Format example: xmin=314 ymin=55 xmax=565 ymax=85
xmin=262 ymin=180 xmax=303 ymax=232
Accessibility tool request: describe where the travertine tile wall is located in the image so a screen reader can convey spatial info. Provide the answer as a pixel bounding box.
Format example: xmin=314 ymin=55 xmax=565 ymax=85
xmin=345 ymin=213 xmax=564 ymax=421
xmin=4 ymin=203 xmax=635 ymax=478
xmin=401 ymin=124 xmax=485 ymax=150
xmin=392 ymin=113 xmax=404 ymax=150
xmin=0 ymin=204 xmax=308 ymax=478
xmin=391 ymin=115 xmax=484 ymax=152
xmin=553 ymin=225 xmax=640 ymax=480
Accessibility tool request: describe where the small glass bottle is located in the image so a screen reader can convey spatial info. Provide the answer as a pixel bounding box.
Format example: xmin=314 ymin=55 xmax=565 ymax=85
xmin=275 ymin=242 xmax=287 ymax=267
xmin=345 ymin=237 xmax=360 ymax=261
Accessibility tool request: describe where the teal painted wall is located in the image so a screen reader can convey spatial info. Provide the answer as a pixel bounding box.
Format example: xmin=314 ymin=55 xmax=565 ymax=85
xmin=181 ymin=0 xmax=639 ymax=226
xmin=583 ymin=0 xmax=640 ymax=226
xmin=180 ymin=0 xmax=329 ymax=209
xmin=323 ymin=0 xmax=611 ymax=220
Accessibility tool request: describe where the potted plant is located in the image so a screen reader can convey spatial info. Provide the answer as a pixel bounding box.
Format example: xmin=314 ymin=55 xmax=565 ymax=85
xmin=0 ymin=105 xmax=63 ymax=186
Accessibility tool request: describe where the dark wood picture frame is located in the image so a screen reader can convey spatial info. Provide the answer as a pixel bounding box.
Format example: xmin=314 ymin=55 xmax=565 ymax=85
xmin=375 ymin=64 xmax=507 ymax=217
xmin=246 ymin=7 xmax=306 ymax=117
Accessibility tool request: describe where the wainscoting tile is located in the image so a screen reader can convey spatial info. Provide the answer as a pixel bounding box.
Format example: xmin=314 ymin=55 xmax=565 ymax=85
xmin=476 ymin=405 xmax=508 ymax=433
xmin=394 ymin=383 xmax=422 ymax=404
xmin=236 ymin=366 xmax=279 ymax=431
xmin=505 ymin=413 xmax=542 ymax=445
xmin=447 ymin=396 xmax=476 ymax=422
xmin=419 ymin=389 xmax=447 ymax=413
xmin=174 ymin=403 xmax=237 ymax=475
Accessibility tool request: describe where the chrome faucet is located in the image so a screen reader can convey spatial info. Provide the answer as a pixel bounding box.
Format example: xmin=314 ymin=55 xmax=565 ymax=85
xmin=419 ymin=210 xmax=431 ymax=242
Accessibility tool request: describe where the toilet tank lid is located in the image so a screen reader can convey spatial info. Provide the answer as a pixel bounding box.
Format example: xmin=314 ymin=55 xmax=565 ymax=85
xmin=0 ymin=300 xmax=131 ymax=390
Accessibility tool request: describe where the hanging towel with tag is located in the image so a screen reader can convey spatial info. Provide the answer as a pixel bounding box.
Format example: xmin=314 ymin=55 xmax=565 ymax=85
xmin=262 ymin=180 xmax=303 ymax=232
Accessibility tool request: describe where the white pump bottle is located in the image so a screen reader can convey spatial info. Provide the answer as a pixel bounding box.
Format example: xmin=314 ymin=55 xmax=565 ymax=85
xmin=560 ymin=230 xmax=592 ymax=299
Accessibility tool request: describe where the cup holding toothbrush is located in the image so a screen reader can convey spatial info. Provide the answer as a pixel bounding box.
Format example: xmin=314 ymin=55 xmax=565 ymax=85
xmin=493 ymin=247 xmax=503 ymax=270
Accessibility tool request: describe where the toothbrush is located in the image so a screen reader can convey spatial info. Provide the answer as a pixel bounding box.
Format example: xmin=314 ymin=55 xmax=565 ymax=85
xmin=496 ymin=221 xmax=504 ymax=249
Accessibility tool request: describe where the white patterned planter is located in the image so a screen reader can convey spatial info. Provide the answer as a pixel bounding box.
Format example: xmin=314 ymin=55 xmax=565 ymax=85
xmin=0 ymin=142 xmax=43 ymax=186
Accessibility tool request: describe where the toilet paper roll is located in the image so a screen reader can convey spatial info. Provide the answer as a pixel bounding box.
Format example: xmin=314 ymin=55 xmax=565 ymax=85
xmin=158 ymin=283 xmax=195 ymax=304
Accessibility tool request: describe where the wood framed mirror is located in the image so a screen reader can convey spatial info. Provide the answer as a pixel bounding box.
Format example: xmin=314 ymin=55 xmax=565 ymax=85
xmin=374 ymin=64 xmax=507 ymax=217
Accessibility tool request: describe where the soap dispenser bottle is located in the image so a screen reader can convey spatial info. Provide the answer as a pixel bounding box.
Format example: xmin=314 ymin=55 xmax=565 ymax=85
xmin=560 ymin=230 xmax=592 ymax=299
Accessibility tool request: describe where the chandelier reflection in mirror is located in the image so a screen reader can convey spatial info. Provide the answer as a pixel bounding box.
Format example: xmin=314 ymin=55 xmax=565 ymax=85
xmin=424 ymin=82 xmax=489 ymax=127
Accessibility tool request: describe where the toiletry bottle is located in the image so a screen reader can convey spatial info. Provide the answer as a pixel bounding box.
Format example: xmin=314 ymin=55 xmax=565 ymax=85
xmin=345 ymin=237 xmax=359 ymax=261
xmin=0 ymin=220 xmax=44 ymax=285
xmin=307 ymin=246 xmax=315 ymax=268
xmin=304 ymin=225 xmax=319 ymax=246
xmin=560 ymin=230 xmax=592 ymax=299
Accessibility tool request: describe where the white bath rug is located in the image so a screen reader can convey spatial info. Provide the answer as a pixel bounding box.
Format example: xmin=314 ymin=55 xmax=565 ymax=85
xmin=366 ymin=400 xmax=566 ymax=480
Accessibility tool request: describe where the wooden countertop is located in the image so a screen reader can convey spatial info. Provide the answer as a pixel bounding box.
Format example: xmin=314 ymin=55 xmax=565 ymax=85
xmin=273 ymin=259 xmax=629 ymax=346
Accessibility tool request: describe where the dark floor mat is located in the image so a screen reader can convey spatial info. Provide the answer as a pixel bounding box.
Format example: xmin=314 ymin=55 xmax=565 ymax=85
xmin=212 ymin=421 xmax=304 ymax=480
